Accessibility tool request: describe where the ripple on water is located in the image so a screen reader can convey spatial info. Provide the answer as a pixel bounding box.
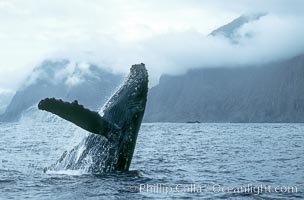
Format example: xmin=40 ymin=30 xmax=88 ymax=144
xmin=0 ymin=122 xmax=303 ymax=199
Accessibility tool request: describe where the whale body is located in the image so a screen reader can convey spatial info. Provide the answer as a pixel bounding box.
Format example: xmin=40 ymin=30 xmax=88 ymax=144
xmin=38 ymin=64 xmax=148 ymax=173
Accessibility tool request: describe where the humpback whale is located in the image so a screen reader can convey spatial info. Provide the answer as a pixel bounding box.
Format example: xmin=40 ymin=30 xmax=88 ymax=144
xmin=38 ymin=63 xmax=148 ymax=173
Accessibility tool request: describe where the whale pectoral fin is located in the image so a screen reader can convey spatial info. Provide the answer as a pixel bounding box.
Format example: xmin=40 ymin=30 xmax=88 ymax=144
xmin=38 ymin=98 xmax=112 ymax=139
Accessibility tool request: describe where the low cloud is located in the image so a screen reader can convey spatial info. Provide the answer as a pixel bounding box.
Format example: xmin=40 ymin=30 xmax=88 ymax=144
xmin=54 ymin=13 xmax=304 ymax=86
xmin=1 ymin=0 xmax=304 ymax=89
xmin=22 ymin=60 xmax=95 ymax=88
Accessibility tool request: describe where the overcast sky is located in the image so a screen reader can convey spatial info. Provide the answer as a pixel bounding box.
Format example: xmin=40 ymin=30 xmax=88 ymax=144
xmin=1 ymin=0 xmax=304 ymax=91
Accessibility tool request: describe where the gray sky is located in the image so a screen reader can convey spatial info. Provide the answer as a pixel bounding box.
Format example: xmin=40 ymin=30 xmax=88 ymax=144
xmin=1 ymin=0 xmax=304 ymax=91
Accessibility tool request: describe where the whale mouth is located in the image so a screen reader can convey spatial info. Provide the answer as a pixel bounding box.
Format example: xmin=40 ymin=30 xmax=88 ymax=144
xmin=130 ymin=63 xmax=147 ymax=73
xmin=129 ymin=63 xmax=148 ymax=81
xmin=126 ymin=63 xmax=148 ymax=93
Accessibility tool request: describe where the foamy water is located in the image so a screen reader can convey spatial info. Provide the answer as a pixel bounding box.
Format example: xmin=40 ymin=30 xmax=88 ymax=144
xmin=0 ymin=121 xmax=303 ymax=199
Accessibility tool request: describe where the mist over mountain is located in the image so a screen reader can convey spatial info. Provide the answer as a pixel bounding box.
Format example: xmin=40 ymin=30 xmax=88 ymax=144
xmin=210 ymin=13 xmax=266 ymax=43
xmin=0 ymin=91 xmax=14 ymax=115
xmin=1 ymin=13 xmax=304 ymax=123
xmin=144 ymin=54 xmax=304 ymax=122
xmin=0 ymin=59 xmax=122 ymax=122
xmin=142 ymin=13 xmax=304 ymax=122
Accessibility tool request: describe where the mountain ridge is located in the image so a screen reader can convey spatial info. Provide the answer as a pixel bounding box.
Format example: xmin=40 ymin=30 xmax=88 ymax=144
xmin=144 ymin=54 xmax=304 ymax=122
xmin=0 ymin=59 xmax=122 ymax=122
xmin=210 ymin=13 xmax=266 ymax=43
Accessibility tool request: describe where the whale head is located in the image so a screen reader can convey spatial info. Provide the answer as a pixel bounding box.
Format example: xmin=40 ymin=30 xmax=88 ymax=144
xmin=102 ymin=63 xmax=148 ymax=128
xmin=101 ymin=63 xmax=148 ymax=170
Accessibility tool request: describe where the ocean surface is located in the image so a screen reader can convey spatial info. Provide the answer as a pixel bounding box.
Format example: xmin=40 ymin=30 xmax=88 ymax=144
xmin=0 ymin=121 xmax=303 ymax=199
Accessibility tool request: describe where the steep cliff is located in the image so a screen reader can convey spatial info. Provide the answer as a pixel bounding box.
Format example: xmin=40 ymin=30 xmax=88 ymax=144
xmin=0 ymin=91 xmax=14 ymax=115
xmin=0 ymin=59 xmax=122 ymax=121
xmin=145 ymin=55 xmax=304 ymax=122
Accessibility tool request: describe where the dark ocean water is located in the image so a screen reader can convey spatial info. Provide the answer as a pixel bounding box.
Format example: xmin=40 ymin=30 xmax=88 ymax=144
xmin=0 ymin=121 xmax=303 ymax=199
